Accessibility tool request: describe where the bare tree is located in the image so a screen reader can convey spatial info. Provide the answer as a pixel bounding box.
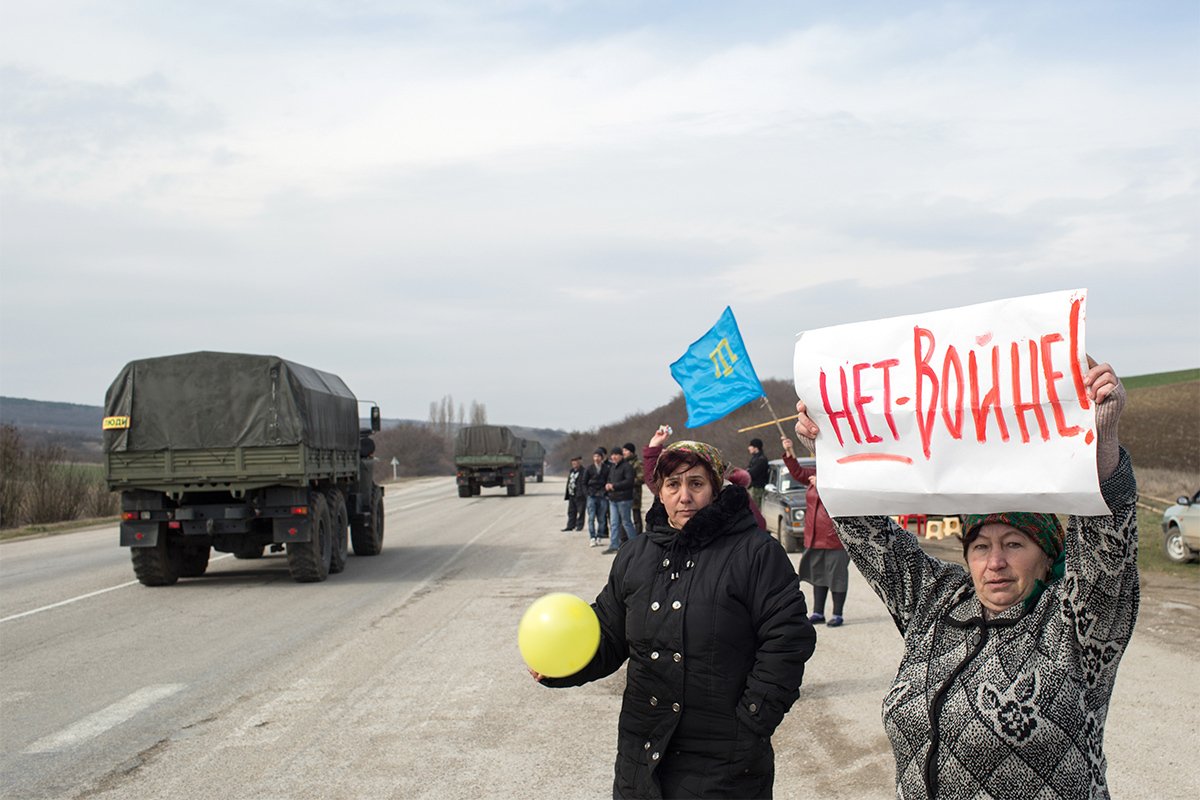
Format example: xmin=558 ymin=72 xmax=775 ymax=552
xmin=0 ymin=425 xmax=27 ymax=528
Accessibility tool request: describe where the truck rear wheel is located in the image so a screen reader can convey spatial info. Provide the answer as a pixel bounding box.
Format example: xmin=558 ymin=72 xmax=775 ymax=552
xmin=352 ymin=488 xmax=384 ymax=556
xmin=328 ymin=490 xmax=349 ymax=574
xmin=131 ymin=531 xmax=180 ymax=586
xmin=458 ymin=485 xmax=472 ymax=498
xmin=506 ymin=482 xmax=518 ymax=497
xmin=287 ymin=493 xmax=332 ymax=582
xmin=178 ymin=544 xmax=211 ymax=577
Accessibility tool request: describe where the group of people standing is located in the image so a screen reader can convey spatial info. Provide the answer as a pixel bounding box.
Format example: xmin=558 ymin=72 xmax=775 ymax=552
xmin=563 ymin=434 xmax=849 ymax=627
xmin=538 ymin=358 xmax=1137 ymax=800
xmin=563 ymin=444 xmax=645 ymax=552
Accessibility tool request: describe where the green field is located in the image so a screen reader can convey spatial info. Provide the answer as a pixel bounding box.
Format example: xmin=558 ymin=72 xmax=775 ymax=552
xmin=1122 ymin=368 xmax=1200 ymax=390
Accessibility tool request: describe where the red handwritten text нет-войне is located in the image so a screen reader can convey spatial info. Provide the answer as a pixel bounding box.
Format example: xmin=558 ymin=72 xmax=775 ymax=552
xmin=819 ymin=298 xmax=1090 ymax=461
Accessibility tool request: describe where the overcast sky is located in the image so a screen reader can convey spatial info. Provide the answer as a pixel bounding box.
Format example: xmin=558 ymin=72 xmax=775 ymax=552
xmin=1 ymin=1 xmax=1196 ymax=432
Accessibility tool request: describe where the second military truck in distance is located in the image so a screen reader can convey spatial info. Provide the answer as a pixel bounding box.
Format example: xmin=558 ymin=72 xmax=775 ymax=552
xmin=521 ymin=438 xmax=546 ymax=483
xmin=454 ymin=424 xmax=530 ymax=497
xmin=104 ymin=351 xmax=385 ymax=585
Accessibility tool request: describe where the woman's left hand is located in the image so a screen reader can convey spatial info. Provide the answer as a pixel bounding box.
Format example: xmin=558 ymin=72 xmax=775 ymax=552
xmin=1083 ymin=356 xmax=1119 ymax=405
xmin=649 ymin=425 xmax=672 ymax=448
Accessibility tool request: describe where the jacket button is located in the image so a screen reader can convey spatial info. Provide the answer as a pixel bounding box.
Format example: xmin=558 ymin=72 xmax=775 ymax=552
xmin=673 ymin=653 xmax=682 ymax=663
xmin=686 ymin=560 xmax=694 ymax=568
xmin=671 ymin=600 xmax=682 ymax=610
xmin=650 ymin=696 xmax=658 ymax=707
xmin=672 ymin=703 xmax=680 ymax=713
xmin=651 ymin=651 xmax=660 ymax=660
xmin=749 ymin=703 xmax=758 ymax=713
xmin=651 ymin=602 xmax=660 ymax=611
xmin=644 ymin=741 xmax=651 ymax=750
xmin=651 ymin=752 xmax=660 ymax=761
xmin=662 ymin=558 xmax=670 ymax=567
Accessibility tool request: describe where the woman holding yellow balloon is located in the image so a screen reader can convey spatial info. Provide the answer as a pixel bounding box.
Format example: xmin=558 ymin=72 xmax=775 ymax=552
xmin=532 ymin=430 xmax=817 ymax=800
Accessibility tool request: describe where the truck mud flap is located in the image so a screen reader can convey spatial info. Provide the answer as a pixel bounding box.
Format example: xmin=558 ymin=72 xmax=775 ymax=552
xmin=273 ymin=516 xmax=313 ymax=544
xmin=121 ymin=522 xmax=160 ymax=547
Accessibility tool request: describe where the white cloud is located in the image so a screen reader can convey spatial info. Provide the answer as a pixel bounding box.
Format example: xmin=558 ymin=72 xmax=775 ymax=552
xmin=1 ymin=2 xmax=1196 ymax=429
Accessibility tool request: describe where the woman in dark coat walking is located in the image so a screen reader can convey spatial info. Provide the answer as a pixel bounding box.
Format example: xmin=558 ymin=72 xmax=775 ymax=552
xmin=535 ymin=432 xmax=817 ymax=799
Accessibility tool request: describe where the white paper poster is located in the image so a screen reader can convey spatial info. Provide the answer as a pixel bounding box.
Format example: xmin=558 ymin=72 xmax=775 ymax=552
xmin=792 ymin=289 xmax=1108 ymax=516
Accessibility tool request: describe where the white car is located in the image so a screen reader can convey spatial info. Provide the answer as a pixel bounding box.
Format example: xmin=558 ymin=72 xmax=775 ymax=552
xmin=1162 ymin=490 xmax=1200 ymax=564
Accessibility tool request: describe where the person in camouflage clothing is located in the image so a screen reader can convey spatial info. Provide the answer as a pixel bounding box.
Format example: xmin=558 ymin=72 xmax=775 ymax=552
xmin=623 ymin=442 xmax=645 ymax=535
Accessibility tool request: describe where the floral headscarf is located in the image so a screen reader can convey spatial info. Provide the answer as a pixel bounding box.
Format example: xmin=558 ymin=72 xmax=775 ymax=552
xmin=656 ymin=440 xmax=727 ymax=485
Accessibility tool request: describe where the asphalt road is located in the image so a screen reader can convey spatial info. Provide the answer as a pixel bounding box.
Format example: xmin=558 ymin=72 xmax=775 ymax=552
xmin=0 ymin=478 xmax=1196 ymax=799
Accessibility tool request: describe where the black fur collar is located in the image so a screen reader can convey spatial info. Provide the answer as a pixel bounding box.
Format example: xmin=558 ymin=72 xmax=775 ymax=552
xmin=646 ymin=484 xmax=757 ymax=551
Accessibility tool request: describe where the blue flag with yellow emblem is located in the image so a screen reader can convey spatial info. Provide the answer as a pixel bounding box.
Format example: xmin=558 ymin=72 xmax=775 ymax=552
xmin=670 ymin=306 xmax=765 ymax=428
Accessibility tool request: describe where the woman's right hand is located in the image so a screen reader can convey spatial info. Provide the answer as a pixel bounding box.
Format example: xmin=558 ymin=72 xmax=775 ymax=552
xmin=794 ymin=400 xmax=820 ymax=439
xmin=780 ymin=437 xmax=796 ymax=458
xmin=649 ymin=425 xmax=672 ymax=448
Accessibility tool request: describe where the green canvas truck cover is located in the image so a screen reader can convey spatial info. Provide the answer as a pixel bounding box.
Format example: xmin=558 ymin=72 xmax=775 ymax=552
xmin=454 ymin=425 xmax=521 ymax=459
xmin=104 ymin=351 xmax=359 ymax=453
xmin=521 ymin=439 xmax=546 ymax=463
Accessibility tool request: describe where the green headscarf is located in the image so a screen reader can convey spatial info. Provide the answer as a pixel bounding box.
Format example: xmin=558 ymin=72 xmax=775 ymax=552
xmin=961 ymin=512 xmax=1066 ymax=611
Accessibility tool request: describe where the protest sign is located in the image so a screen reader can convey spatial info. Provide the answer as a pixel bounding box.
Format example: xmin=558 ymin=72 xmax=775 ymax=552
xmin=792 ymin=289 xmax=1108 ymax=516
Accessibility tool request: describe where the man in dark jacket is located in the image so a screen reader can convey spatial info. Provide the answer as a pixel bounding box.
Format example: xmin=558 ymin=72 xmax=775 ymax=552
xmin=603 ymin=447 xmax=636 ymax=553
xmin=746 ymin=437 xmax=769 ymax=507
xmin=563 ymin=456 xmax=587 ymax=532
xmin=584 ymin=450 xmax=610 ymax=547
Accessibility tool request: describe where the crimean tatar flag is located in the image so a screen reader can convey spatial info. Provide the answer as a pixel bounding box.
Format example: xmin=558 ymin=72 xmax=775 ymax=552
xmin=670 ymin=306 xmax=765 ymax=428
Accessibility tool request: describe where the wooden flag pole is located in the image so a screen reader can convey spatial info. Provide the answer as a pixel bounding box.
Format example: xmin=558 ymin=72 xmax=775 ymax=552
xmin=736 ymin=413 xmax=800 ymax=434
xmin=762 ymin=396 xmax=791 ymax=442
xmin=736 ymin=397 xmax=797 ymax=441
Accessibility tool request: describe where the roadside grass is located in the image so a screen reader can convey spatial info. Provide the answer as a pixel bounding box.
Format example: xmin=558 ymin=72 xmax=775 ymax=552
xmin=0 ymin=515 xmax=119 ymax=542
xmin=1135 ymin=508 xmax=1198 ymax=578
xmin=1133 ymin=465 xmax=1199 ymax=577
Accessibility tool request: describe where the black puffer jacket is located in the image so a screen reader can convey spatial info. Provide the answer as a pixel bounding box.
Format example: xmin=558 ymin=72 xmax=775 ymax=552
xmin=607 ymin=458 xmax=635 ymax=501
xmin=543 ymin=485 xmax=816 ymax=799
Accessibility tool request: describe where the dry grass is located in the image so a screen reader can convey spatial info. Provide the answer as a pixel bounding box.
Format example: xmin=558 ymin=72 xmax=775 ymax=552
xmin=1134 ymin=465 xmax=1198 ymax=508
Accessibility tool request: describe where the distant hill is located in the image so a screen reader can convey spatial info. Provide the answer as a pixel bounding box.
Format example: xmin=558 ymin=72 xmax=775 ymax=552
xmin=548 ymin=369 xmax=1200 ymax=476
xmin=0 ymin=396 xmax=568 ymax=465
xmin=0 ymin=397 xmax=103 ymax=435
xmin=3 ymin=365 xmax=1193 ymax=473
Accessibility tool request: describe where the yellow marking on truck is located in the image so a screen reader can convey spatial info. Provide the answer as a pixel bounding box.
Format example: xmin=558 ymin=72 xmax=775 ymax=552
xmin=103 ymin=416 xmax=130 ymax=430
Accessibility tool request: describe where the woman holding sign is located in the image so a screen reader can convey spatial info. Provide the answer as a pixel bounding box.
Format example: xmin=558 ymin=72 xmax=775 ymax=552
xmin=534 ymin=431 xmax=816 ymax=800
xmin=793 ymin=359 xmax=1137 ymax=800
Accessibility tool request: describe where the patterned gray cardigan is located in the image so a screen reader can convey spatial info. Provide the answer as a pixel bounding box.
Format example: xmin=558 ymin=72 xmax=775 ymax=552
xmin=834 ymin=448 xmax=1139 ymax=800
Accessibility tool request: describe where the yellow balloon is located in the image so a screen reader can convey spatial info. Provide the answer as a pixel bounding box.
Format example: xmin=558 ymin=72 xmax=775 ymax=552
xmin=518 ymin=592 xmax=601 ymax=678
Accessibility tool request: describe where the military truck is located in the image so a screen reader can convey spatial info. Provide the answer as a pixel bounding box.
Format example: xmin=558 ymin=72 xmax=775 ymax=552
xmin=104 ymin=351 xmax=384 ymax=585
xmin=454 ymin=425 xmax=525 ymax=497
xmin=520 ymin=439 xmax=546 ymax=483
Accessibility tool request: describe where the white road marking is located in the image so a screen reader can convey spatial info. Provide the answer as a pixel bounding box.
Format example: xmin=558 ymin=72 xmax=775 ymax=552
xmin=398 ymin=497 xmax=445 ymax=511
xmin=0 ymin=554 xmax=234 ymax=625
xmin=24 ymin=684 xmax=185 ymax=753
